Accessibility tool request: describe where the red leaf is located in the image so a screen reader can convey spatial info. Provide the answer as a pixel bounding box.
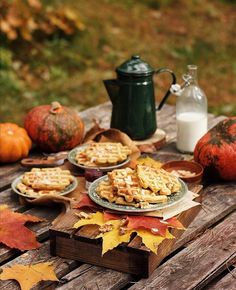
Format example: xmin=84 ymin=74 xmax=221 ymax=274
xmin=0 ymin=207 xmax=43 ymax=250
xmin=127 ymin=215 xmax=168 ymax=237
xmin=162 ymin=217 xmax=185 ymax=229
xmin=73 ymin=193 xmax=99 ymax=210
xmin=103 ymin=212 xmax=124 ymax=221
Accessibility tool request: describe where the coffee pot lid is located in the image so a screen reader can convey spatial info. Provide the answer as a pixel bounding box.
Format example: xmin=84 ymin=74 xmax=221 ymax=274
xmin=116 ymin=55 xmax=154 ymax=76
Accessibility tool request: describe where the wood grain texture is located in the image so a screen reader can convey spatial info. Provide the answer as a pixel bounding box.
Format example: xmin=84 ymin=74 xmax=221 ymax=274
xmin=128 ymin=211 xmax=236 ymax=290
xmin=174 ymin=182 xmax=236 ymax=251
xmin=0 ymin=167 xmax=24 ymax=191
xmin=0 ymin=188 xmax=28 ymax=211
xmin=207 ymin=267 xmax=236 ymax=290
xmin=57 ymin=264 xmax=132 ymax=290
xmin=0 ymin=242 xmax=80 ymax=290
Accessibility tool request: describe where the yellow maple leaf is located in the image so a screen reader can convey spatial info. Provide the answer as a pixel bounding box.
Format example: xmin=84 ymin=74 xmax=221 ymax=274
xmin=136 ymin=229 xmax=175 ymax=254
xmin=73 ymin=211 xmax=105 ymax=228
xmin=96 ymin=220 xmax=133 ymax=255
xmin=0 ymin=262 xmax=58 ymax=290
xmin=137 ymin=156 xmax=163 ymax=169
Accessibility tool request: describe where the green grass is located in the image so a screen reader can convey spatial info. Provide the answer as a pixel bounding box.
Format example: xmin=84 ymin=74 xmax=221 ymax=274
xmin=0 ymin=0 xmax=235 ymax=125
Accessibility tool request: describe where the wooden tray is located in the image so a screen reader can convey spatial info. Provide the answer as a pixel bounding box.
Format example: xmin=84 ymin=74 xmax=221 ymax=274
xmin=49 ymin=185 xmax=202 ymax=278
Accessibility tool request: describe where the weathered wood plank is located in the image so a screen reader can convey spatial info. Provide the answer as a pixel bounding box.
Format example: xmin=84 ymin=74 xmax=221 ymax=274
xmin=0 ymin=167 xmax=25 ymax=191
xmin=57 ymin=264 xmax=132 ymax=290
xmin=128 ymin=211 xmax=236 ymax=290
xmin=0 ymin=241 xmax=79 ymax=290
xmin=206 ymin=267 xmax=236 ymax=290
xmin=0 ymin=188 xmax=28 ymax=212
xmin=173 ymin=182 xmax=236 ymax=251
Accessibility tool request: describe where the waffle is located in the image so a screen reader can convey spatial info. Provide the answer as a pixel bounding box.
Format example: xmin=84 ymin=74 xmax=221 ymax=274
xmin=22 ymin=168 xmax=74 ymax=191
xmin=137 ymin=165 xmax=181 ymax=195
xmin=16 ymin=182 xmax=58 ymax=196
xmin=108 ymin=168 xmax=141 ymax=202
xmin=96 ymin=180 xmax=117 ymax=203
xmin=76 ymin=142 xmax=131 ymax=167
xmin=96 ymin=167 xmax=169 ymax=208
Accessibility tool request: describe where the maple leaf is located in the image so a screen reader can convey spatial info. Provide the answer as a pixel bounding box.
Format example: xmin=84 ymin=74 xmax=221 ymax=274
xmin=103 ymin=212 xmax=125 ymax=221
xmin=73 ymin=212 xmax=181 ymax=255
xmin=0 ymin=262 xmax=58 ymax=290
xmin=73 ymin=211 xmax=104 ymax=228
xmin=127 ymin=215 xmax=168 ymax=237
xmin=162 ymin=217 xmax=185 ymax=230
xmin=73 ymin=193 xmax=99 ymax=210
xmin=137 ymin=156 xmax=163 ymax=169
xmin=0 ymin=205 xmax=43 ymax=250
xmin=135 ymin=229 xmax=174 ymax=254
xmin=97 ymin=220 xmax=133 ymax=255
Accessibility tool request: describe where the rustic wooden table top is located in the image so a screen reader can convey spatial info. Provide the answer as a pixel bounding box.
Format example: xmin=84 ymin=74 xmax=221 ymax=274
xmin=0 ymin=103 xmax=235 ymax=290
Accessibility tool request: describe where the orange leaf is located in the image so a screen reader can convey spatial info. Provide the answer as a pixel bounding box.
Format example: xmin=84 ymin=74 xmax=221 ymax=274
xmin=0 ymin=262 xmax=58 ymax=290
xmin=73 ymin=193 xmax=99 ymax=210
xmin=0 ymin=205 xmax=43 ymax=250
xmin=127 ymin=215 xmax=168 ymax=236
xmin=27 ymin=0 xmax=42 ymax=10
xmin=162 ymin=217 xmax=185 ymax=230
xmin=103 ymin=212 xmax=124 ymax=221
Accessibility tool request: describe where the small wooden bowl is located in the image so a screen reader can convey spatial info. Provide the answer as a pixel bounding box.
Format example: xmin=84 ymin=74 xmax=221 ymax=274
xmin=161 ymin=160 xmax=203 ymax=183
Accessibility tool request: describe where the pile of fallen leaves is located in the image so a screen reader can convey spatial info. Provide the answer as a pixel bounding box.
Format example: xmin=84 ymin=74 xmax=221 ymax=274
xmin=73 ymin=210 xmax=184 ymax=255
xmin=0 ymin=0 xmax=85 ymax=41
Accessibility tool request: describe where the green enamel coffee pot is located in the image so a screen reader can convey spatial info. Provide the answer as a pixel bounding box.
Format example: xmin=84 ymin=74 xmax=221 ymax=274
xmin=103 ymin=55 xmax=176 ymax=140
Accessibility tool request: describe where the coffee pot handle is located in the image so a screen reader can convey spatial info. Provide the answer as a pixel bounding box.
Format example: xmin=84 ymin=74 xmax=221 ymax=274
xmin=155 ymin=68 xmax=176 ymax=111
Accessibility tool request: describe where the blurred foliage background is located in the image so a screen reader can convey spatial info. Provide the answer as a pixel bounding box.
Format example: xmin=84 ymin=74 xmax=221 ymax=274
xmin=0 ymin=0 xmax=236 ymax=125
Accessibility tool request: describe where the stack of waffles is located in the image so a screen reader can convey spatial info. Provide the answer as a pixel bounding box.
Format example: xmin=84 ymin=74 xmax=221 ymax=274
xmin=16 ymin=168 xmax=74 ymax=197
xmin=96 ymin=165 xmax=181 ymax=208
xmin=75 ymin=142 xmax=132 ymax=167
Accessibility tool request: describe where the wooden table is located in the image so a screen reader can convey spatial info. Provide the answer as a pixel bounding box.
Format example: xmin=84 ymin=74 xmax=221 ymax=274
xmin=0 ymin=103 xmax=235 ymax=290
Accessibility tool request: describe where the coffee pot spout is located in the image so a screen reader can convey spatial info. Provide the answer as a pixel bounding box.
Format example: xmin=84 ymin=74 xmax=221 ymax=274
xmin=103 ymin=79 xmax=119 ymax=104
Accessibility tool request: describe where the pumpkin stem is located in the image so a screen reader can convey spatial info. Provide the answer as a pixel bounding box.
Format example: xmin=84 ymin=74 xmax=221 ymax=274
xmin=50 ymin=102 xmax=62 ymax=114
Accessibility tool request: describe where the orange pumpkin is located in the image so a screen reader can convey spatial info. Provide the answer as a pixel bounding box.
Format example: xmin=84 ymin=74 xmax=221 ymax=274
xmin=0 ymin=123 xmax=32 ymax=163
xmin=194 ymin=117 xmax=236 ymax=181
xmin=24 ymin=102 xmax=84 ymax=153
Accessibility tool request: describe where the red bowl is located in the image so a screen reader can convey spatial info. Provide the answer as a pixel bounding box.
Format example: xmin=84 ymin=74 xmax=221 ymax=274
xmin=161 ymin=160 xmax=203 ymax=183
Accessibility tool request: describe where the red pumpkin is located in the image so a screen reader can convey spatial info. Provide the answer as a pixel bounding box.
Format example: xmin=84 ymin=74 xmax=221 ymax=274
xmin=24 ymin=102 xmax=84 ymax=152
xmin=194 ymin=117 xmax=236 ymax=181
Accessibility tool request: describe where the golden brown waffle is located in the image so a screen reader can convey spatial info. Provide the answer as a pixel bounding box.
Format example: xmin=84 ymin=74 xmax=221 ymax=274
xmin=22 ymin=168 xmax=74 ymax=191
xmin=75 ymin=142 xmax=131 ymax=167
xmin=96 ymin=166 xmax=169 ymax=207
xmin=16 ymin=182 xmax=59 ymax=197
xmin=137 ymin=165 xmax=181 ymax=195
xmin=108 ymin=168 xmax=141 ymax=202
xmin=96 ymin=180 xmax=117 ymax=203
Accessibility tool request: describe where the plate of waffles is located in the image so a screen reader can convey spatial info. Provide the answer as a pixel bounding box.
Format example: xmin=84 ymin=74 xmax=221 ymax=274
xmin=11 ymin=167 xmax=78 ymax=199
xmin=88 ymin=166 xmax=188 ymax=213
xmin=68 ymin=142 xmax=131 ymax=172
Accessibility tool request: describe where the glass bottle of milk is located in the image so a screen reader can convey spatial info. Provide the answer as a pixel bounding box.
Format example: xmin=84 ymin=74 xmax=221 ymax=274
xmin=175 ymin=65 xmax=208 ymax=153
